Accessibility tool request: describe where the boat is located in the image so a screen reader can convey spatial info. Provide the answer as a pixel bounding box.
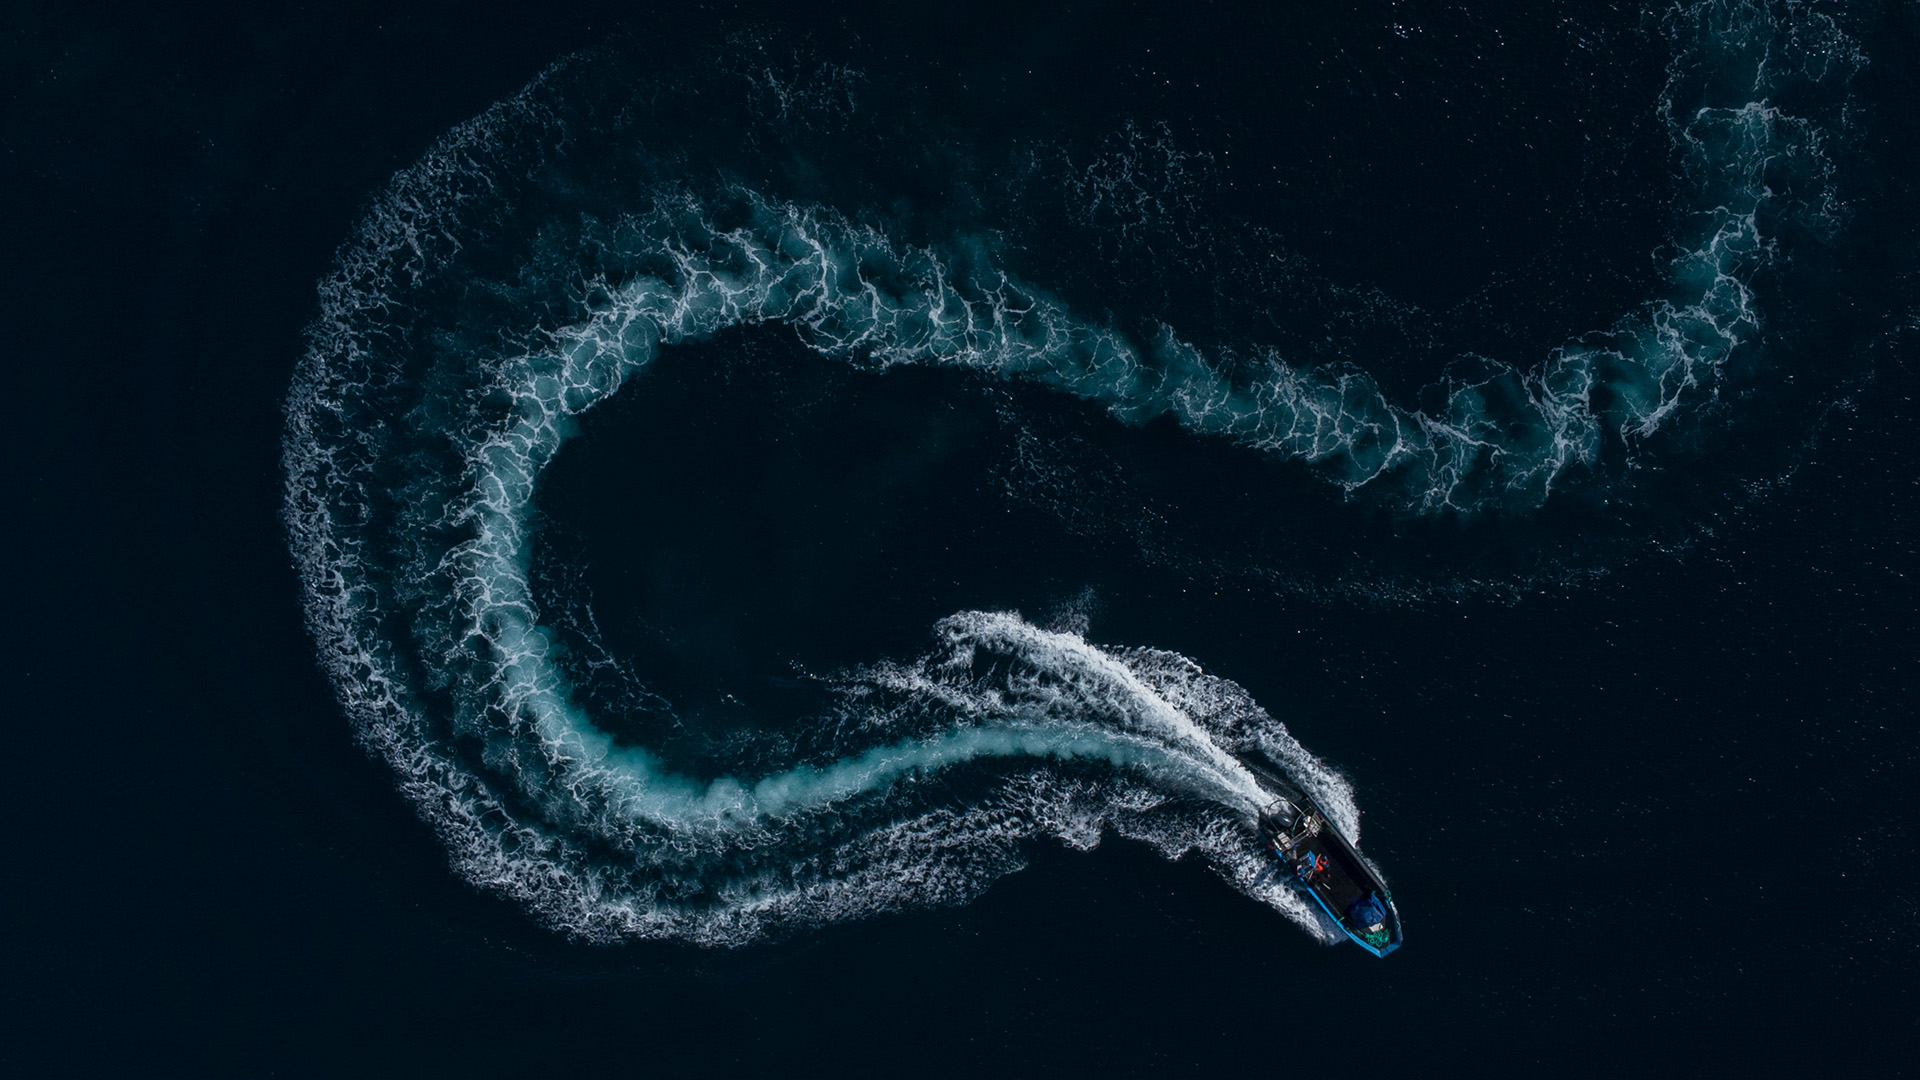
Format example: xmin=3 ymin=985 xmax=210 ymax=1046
xmin=1243 ymin=758 xmax=1403 ymax=957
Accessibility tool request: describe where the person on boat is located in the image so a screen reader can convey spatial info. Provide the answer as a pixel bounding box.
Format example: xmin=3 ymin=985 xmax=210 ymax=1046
xmin=1295 ymin=850 xmax=1327 ymax=881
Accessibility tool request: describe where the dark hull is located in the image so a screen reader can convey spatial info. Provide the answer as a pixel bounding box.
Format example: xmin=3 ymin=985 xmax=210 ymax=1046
xmin=1243 ymin=760 xmax=1403 ymax=956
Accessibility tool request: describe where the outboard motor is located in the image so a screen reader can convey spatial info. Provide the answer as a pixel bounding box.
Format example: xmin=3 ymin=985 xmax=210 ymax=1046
xmin=1258 ymin=796 xmax=1300 ymax=835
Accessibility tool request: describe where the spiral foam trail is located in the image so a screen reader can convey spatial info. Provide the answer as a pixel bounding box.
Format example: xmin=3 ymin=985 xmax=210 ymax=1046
xmin=285 ymin=1 xmax=1854 ymax=943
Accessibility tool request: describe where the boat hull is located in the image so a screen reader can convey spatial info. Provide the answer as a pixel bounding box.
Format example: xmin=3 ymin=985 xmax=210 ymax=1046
xmin=1243 ymin=759 xmax=1403 ymax=956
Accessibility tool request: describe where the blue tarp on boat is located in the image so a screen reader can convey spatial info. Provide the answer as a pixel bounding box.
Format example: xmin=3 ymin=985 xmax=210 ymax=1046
xmin=1348 ymin=894 xmax=1387 ymax=928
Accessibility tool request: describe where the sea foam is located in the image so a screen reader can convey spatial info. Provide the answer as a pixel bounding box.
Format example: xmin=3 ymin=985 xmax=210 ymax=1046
xmin=284 ymin=1 xmax=1853 ymax=943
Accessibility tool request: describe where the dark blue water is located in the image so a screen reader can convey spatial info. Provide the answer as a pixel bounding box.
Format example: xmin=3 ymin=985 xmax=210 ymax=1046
xmin=8 ymin=0 xmax=1916 ymax=1073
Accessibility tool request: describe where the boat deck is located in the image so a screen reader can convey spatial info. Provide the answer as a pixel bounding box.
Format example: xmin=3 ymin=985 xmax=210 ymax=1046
xmin=1244 ymin=757 xmax=1401 ymax=955
xmin=1294 ymin=827 xmax=1375 ymax=927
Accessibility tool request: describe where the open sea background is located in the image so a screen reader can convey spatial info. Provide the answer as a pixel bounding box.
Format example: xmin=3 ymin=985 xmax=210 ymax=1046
xmin=7 ymin=0 xmax=1916 ymax=1073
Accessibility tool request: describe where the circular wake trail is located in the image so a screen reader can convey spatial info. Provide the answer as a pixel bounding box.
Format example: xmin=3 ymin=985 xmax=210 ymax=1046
xmin=284 ymin=2 xmax=1854 ymax=943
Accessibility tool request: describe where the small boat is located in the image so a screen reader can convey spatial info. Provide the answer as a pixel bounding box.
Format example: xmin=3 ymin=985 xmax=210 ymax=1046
xmin=1243 ymin=758 xmax=1403 ymax=957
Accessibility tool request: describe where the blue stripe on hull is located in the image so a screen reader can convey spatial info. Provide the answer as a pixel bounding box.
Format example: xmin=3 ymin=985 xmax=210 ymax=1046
xmin=1302 ymin=885 xmax=1402 ymax=957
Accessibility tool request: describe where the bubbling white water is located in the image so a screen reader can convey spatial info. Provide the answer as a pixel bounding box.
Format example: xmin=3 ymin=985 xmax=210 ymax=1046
xmin=284 ymin=1 xmax=1854 ymax=944
xmin=287 ymin=197 xmax=1360 ymax=939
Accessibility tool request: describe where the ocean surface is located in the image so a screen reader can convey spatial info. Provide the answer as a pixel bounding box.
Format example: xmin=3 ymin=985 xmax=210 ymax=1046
xmin=7 ymin=0 xmax=1916 ymax=1072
